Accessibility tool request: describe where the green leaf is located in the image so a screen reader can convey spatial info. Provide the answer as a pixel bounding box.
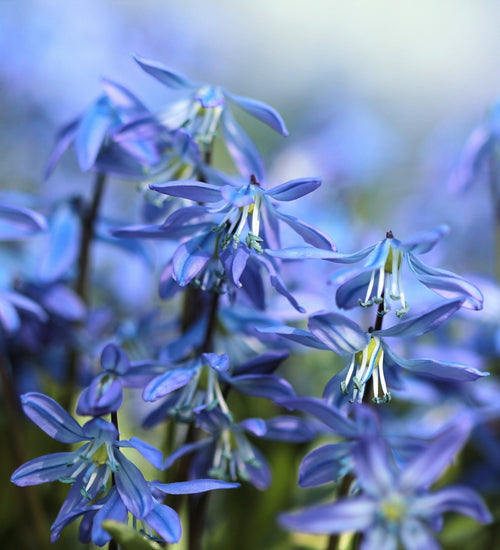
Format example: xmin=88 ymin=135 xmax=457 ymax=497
xmin=102 ymin=520 xmax=164 ymax=550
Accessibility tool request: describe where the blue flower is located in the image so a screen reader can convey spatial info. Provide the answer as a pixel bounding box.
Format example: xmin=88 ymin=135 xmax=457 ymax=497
xmin=268 ymin=225 xmax=483 ymax=317
xmin=163 ymin=407 xmax=313 ymax=490
xmin=77 ymin=343 xmax=166 ymax=417
xmin=114 ymin=173 xmax=333 ymax=311
xmin=45 ymin=79 xmax=160 ymax=178
xmin=11 ymin=393 xmax=159 ymax=520
xmin=279 ymin=422 xmax=492 ymax=549
xmin=133 ymin=55 xmax=288 ymax=179
xmin=264 ymin=299 xmax=488 ymax=404
xmin=52 ymin=478 xmax=239 ymax=546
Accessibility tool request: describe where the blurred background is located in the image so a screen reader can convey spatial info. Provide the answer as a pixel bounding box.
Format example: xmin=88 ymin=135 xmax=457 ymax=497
xmin=2 ymin=1 xmax=500 ymax=549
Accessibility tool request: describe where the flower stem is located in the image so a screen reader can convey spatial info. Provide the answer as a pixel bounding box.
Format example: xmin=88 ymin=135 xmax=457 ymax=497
xmin=64 ymin=171 xmax=106 ymax=410
xmin=326 ymin=474 xmax=353 ymax=550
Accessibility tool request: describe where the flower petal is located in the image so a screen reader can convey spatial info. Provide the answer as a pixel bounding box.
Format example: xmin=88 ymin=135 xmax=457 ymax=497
xmin=11 ymin=451 xmax=79 ymax=486
xmin=134 ymin=55 xmax=197 ymax=89
xmin=265 ymin=177 xmax=321 ymax=201
xmin=143 ymin=368 xmax=197 ymax=402
xmin=279 ymin=497 xmax=376 ymax=534
xmin=114 ymin=450 xmax=154 ymax=519
xmin=21 ymin=393 xmax=85 ymax=443
xmin=145 ymin=502 xmax=182 ymax=544
xmin=225 ymin=91 xmax=288 ymax=135
xmin=308 ymin=312 xmax=369 ymax=356
xmin=298 ymin=443 xmax=352 ymax=487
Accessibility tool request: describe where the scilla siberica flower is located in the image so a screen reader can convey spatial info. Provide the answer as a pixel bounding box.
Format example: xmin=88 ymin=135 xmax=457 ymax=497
xmin=114 ymin=172 xmax=334 ymax=311
xmin=133 ymin=55 xmax=289 ymax=180
xmin=279 ymin=422 xmax=492 ymax=549
xmin=268 ymin=225 xmax=483 ymax=317
xmin=11 ymin=393 xmax=160 ymax=523
xmin=45 ymin=79 xmax=161 ymax=179
xmin=264 ymin=299 xmax=488 ymax=404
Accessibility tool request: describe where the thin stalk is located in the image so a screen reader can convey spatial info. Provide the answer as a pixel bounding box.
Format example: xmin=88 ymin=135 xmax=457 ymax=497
xmin=64 ymin=172 xmax=106 ymax=410
xmin=108 ymin=410 xmax=119 ymax=550
xmin=76 ymin=171 xmax=107 ymax=300
xmin=326 ymin=474 xmax=354 ymax=550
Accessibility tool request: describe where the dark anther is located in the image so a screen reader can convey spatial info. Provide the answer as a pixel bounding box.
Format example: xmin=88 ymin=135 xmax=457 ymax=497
xmin=386 ymin=230 xmax=394 ymax=239
xmin=250 ymin=174 xmax=260 ymax=186
xmin=368 ymin=326 xmax=374 ymax=333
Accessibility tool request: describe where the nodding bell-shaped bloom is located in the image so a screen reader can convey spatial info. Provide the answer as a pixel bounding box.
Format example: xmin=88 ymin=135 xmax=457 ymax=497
xmin=263 ymin=299 xmax=488 ymax=404
xmin=11 ymin=393 xmax=160 ymax=521
xmin=77 ymin=343 xmax=166 ymax=417
xmin=268 ymin=225 xmax=483 ymax=317
xmin=45 ymin=78 xmax=161 ymax=179
xmin=114 ymin=173 xmax=333 ymax=311
xmin=279 ymin=422 xmax=492 ymax=549
xmin=133 ymin=55 xmax=289 ymax=179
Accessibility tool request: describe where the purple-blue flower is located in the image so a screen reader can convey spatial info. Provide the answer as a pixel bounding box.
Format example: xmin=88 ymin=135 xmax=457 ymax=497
xmin=268 ymin=225 xmax=483 ymax=317
xmin=279 ymin=422 xmax=491 ymax=549
xmin=11 ymin=393 xmax=160 ymax=522
xmin=134 ymin=55 xmax=289 ymax=179
xmin=264 ymin=299 xmax=488 ymax=404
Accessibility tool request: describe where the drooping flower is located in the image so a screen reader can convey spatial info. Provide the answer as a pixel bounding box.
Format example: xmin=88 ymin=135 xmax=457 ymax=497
xmin=262 ymin=299 xmax=488 ymax=404
xmin=133 ymin=55 xmax=289 ymax=179
xmin=11 ymin=393 xmax=160 ymax=521
xmin=279 ymin=422 xmax=491 ymax=549
xmin=114 ymin=172 xmax=333 ymax=311
xmin=45 ymin=79 xmax=161 ymax=178
xmin=268 ymin=225 xmax=483 ymax=317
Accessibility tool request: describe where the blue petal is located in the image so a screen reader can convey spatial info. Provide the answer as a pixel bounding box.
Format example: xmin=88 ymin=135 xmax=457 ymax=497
xmin=256 ymin=325 xmax=329 ymax=350
xmin=143 ymin=368 xmax=197 ymax=402
xmin=172 ymin=232 xmax=217 ymax=286
xmin=221 ymin=109 xmax=265 ymax=180
xmin=134 ymin=55 xmax=197 ymax=89
xmin=101 ymin=78 xmax=148 ymax=111
xmin=44 ymin=118 xmax=79 ymax=179
xmin=159 ymin=261 xmax=182 ymax=299
xmin=145 ymin=502 xmax=182 ymax=544
xmin=0 ymin=203 xmax=47 ymax=240
xmin=265 ymin=177 xmax=321 ymax=201
xmin=240 ymin=417 xmax=267 ymax=436
xmin=299 ymin=443 xmax=353 ymax=487
xmin=101 ymin=343 xmax=130 ymax=375
xmin=279 ymin=497 xmax=376 ymax=534
xmin=91 ymin=489 xmax=128 ymax=546
xmin=279 ymin=397 xmax=357 ymax=438
xmin=383 ymin=344 xmax=489 ymax=382
xmin=308 ymin=312 xmax=369 ymax=356
xmin=273 ymin=210 xmax=336 ymax=250
xmin=263 ymin=416 xmax=316 ymax=443
xmin=407 ymin=254 xmax=483 ymax=310
xmin=353 ymin=437 xmax=398 ymax=497
xmin=269 ymin=272 xmax=305 ymax=313
xmin=374 ymin=299 xmax=464 ymax=339
xmin=396 ymin=225 xmax=450 ymax=254
xmin=232 ymin=350 xmax=290 ymax=376
xmin=400 ymin=519 xmax=441 ymax=550
xmin=411 ymin=486 xmax=492 ymax=524
xmin=11 ymin=451 xmax=79 ymax=486
xmin=76 ymin=376 xmax=123 ymax=417
xmin=230 ymin=374 xmax=296 ymax=402
xmin=202 ymin=352 xmax=230 ymax=372
xmin=153 ymin=479 xmax=239 ymax=495
xmin=114 ymin=450 xmax=154 ymax=519
xmin=118 ymin=437 xmax=164 ymax=470
xmin=400 ymin=421 xmax=471 ymax=491
xmin=20 ymin=393 xmax=85 ymax=443
xmin=224 ymin=91 xmax=289 ymax=135
xmin=150 ymin=181 xmax=222 ymax=203
xmin=75 ymin=96 xmax=113 ymax=171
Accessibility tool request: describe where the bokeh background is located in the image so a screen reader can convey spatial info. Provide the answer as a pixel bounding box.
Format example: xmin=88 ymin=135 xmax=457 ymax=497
xmin=2 ymin=1 xmax=500 ymax=549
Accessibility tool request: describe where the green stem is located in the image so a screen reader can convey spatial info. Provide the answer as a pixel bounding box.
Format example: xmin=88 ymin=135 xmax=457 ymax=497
xmin=108 ymin=410 xmax=119 ymax=550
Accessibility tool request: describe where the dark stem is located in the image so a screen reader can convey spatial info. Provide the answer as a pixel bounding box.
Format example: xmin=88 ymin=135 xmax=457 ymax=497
xmin=0 ymin=343 xmax=51 ymax=550
xmin=326 ymin=474 xmax=354 ymax=550
xmin=76 ymin=171 xmax=107 ymax=300
xmin=64 ymin=172 xmax=106 ymax=410
xmin=108 ymin=410 xmax=119 ymax=550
